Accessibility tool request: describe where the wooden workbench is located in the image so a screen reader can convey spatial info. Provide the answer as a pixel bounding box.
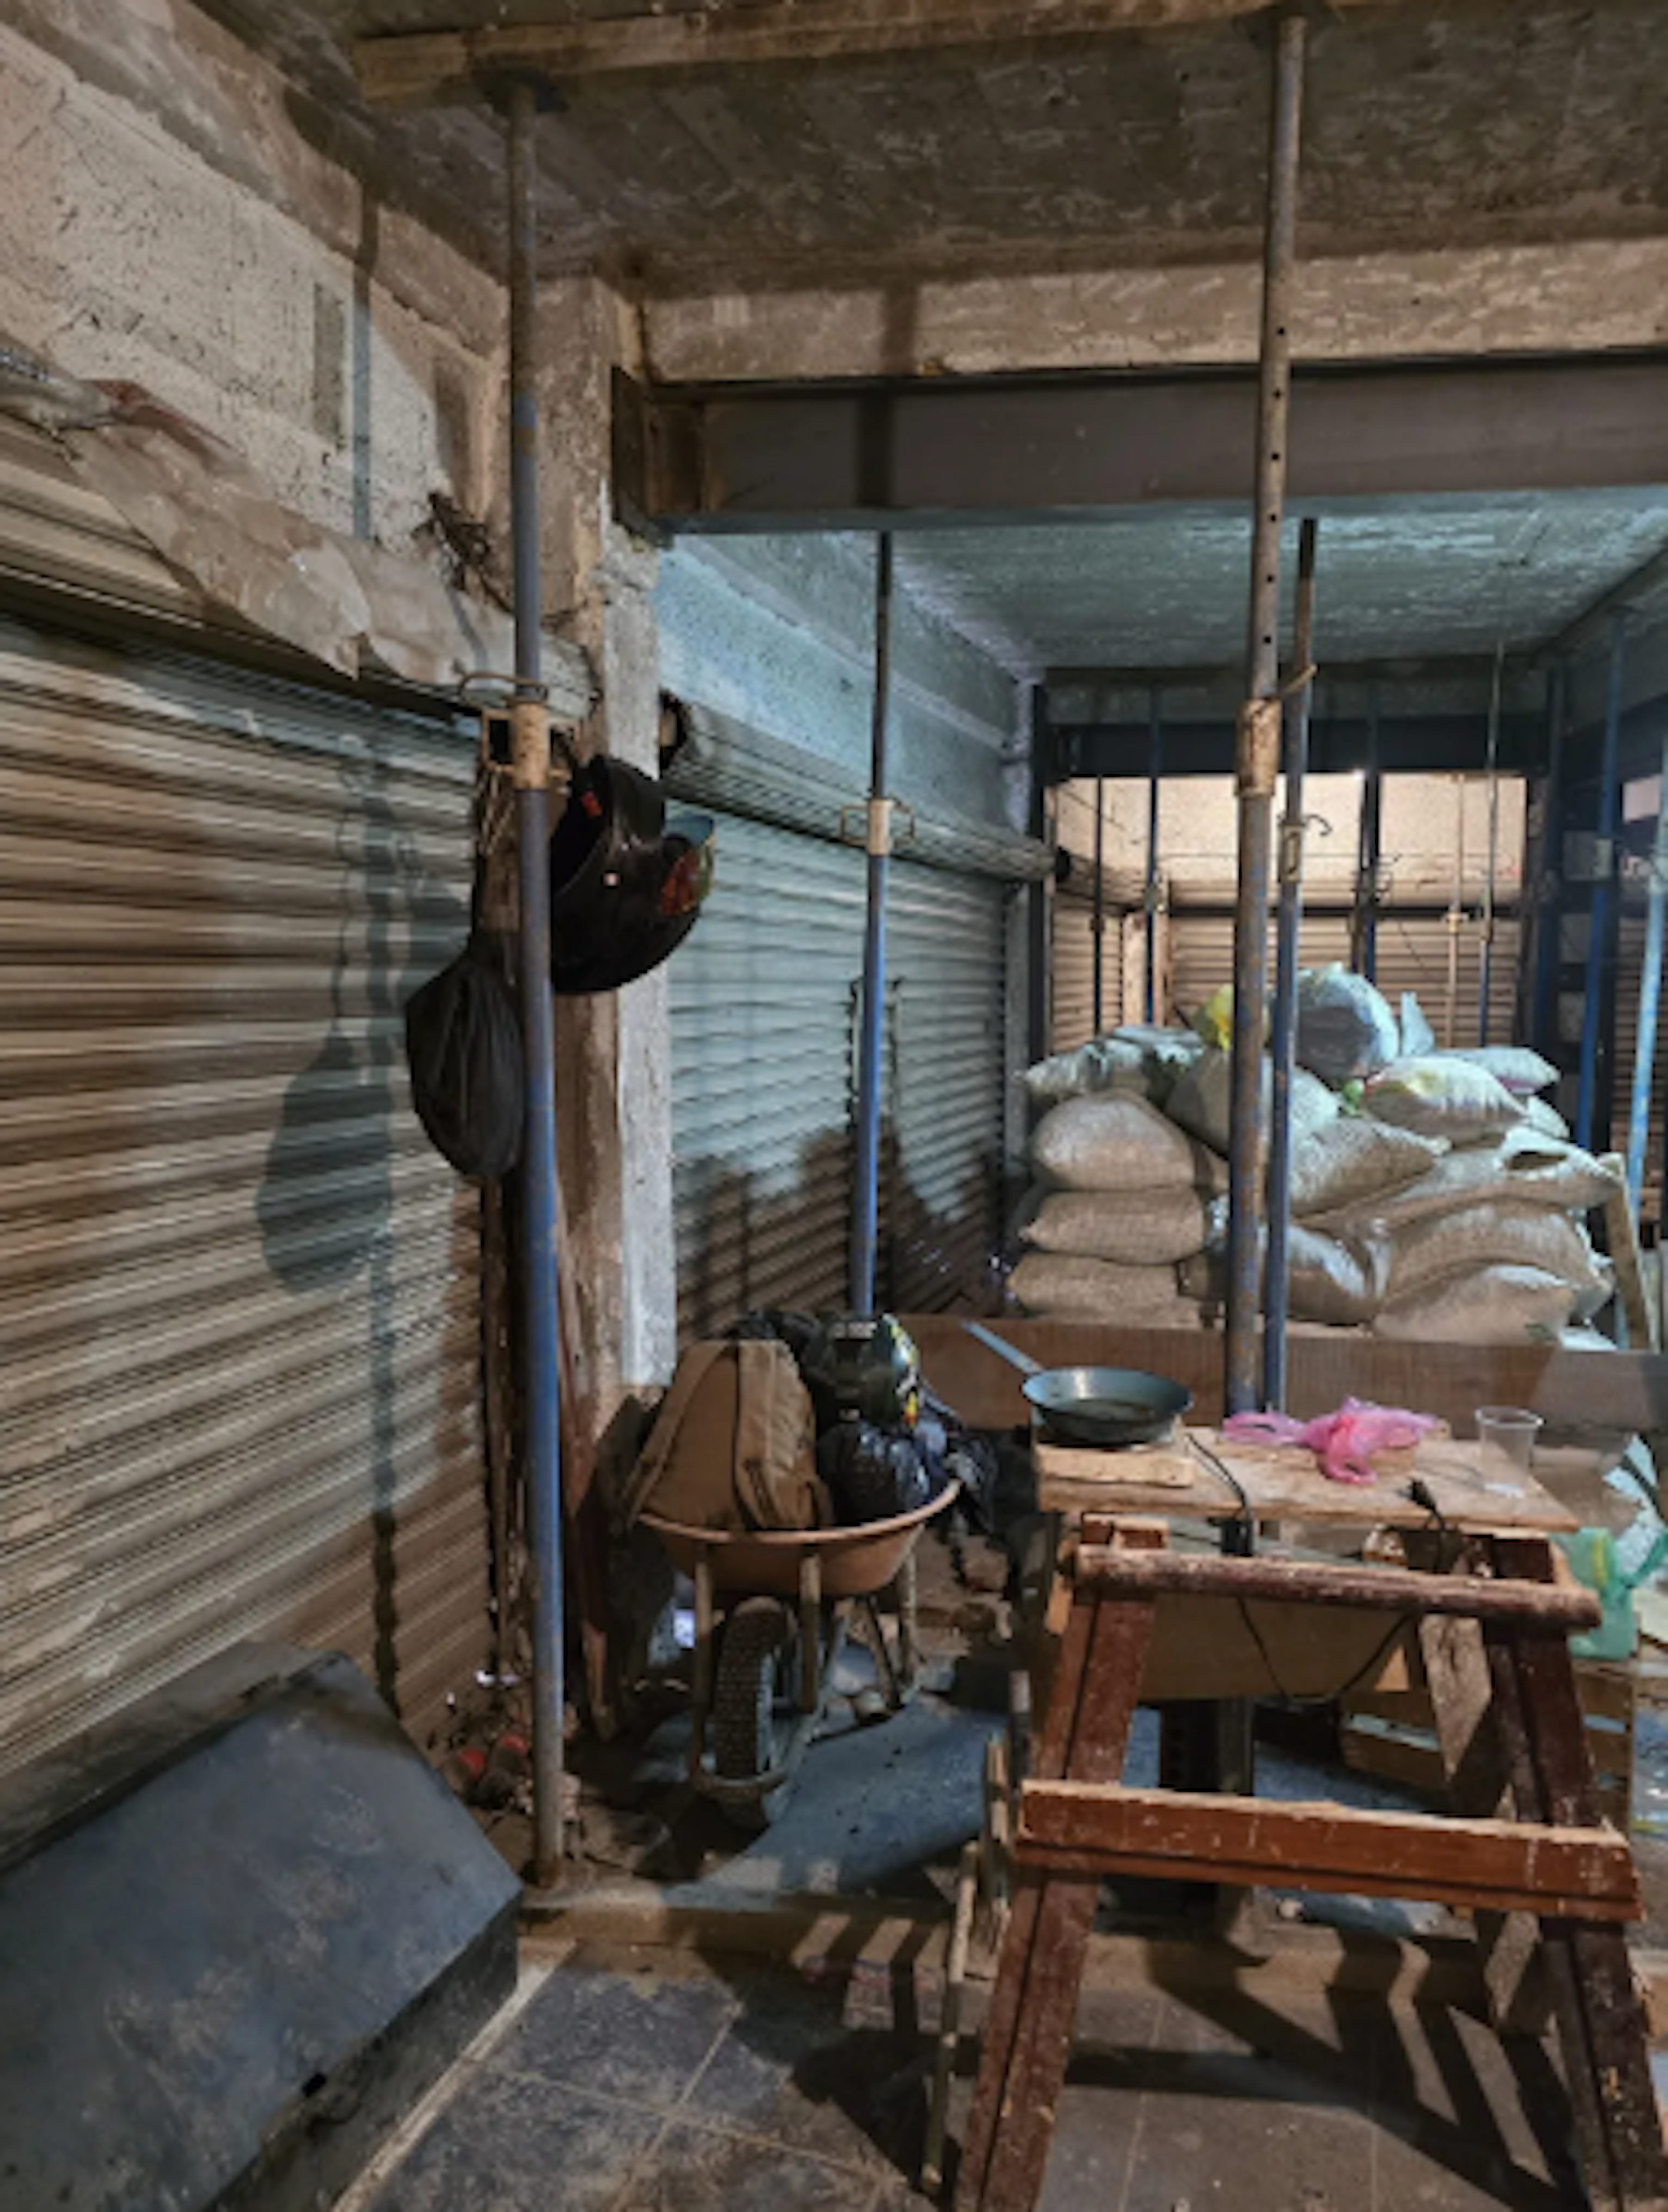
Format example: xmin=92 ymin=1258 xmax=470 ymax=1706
xmin=1034 ymin=1424 xmax=1583 ymax=1534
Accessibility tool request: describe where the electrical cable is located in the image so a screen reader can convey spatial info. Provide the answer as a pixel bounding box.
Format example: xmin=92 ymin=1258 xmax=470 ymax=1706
xmin=1182 ymin=1433 xmax=1446 ymax=1706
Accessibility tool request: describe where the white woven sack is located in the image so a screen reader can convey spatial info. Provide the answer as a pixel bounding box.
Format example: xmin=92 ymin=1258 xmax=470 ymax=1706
xmin=1387 ymin=1204 xmax=1612 ymax=1313
xmin=1165 ymin=1049 xmax=1339 ymax=1156
xmin=1022 ymin=1036 xmax=1147 ymax=1105
xmin=1441 ymin=1044 xmax=1559 ymax=1098
xmin=1185 ymin=1210 xmax=1386 ymax=1326
xmin=1288 ymin=1117 xmax=1447 ymax=1217
xmin=1375 ymin=1264 xmax=1577 ymax=1345
xmin=1363 ymin=1057 xmax=1525 ymax=1142
xmin=1522 ymin=1095 xmax=1571 ymax=1140
xmin=1294 ymin=965 xmax=1400 ymax=1084
xmin=1318 ymin=1134 xmax=1621 ymax=1237
xmin=1031 ymin=1092 xmax=1204 ymax=1192
xmin=1009 ymin=1252 xmax=1196 ymax=1326
xmin=1022 ymin=1186 xmax=1208 ymax=1265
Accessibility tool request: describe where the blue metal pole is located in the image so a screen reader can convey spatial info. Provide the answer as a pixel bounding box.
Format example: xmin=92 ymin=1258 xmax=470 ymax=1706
xmin=1091 ymin=775 xmax=1106 ymax=1034
xmin=1227 ymin=5 xmax=1307 ymax=1420
xmin=850 ymin=533 xmax=894 ymax=1317
xmin=1477 ymin=643 xmax=1504 ymax=1046
xmin=1145 ymin=691 xmax=1162 ymax=1024
xmin=1354 ymin=681 xmax=1381 ymax=984
xmin=1263 ymin=516 xmax=1318 ymax=1414
xmin=1576 ymin=616 xmax=1627 ymax=1154
xmin=1531 ymin=662 xmax=1567 ymax=1062
xmin=505 ymin=80 xmax=565 ymax=1886
xmin=1627 ymin=733 xmax=1668 ymax=1212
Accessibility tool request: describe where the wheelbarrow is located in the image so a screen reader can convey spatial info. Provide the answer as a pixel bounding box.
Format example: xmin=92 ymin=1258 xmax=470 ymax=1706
xmin=641 ymin=1481 xmax=958 ymax=1828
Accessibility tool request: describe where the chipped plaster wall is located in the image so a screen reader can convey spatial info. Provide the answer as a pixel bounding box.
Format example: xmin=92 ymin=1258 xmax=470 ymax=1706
xmin=0 ymin=0 xmax=503 ymax=549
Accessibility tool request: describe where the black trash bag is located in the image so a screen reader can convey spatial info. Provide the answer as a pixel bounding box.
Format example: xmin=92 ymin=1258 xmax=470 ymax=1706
xmin=404 ymin=930 xmax=523 ymax=1178
xmin=817 ymin=1420 xmax=937 ymax=1528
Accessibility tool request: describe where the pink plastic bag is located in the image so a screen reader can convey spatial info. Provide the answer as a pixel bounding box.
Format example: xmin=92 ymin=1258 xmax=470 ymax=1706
xmin=1221 ymin=1397 xmax=1441 ymax=1486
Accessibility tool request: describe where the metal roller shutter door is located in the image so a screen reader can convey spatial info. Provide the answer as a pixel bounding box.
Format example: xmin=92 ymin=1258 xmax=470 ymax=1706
xmin=1167 ymin=909 xmax=1519 ymax=1045
xmin=1051 ymin=895 xmax=1124 ymax=1053
xmin=0 ymin=615 xmax=487 ymax=1777
xmin=671 ymin=812 xmax=867 ymax=1340
xmin=671 ymin=813 xmax=1006 ymax=1336
xmin=1614 ymin=907 xmax=1667 ymax=1228
xmin=886 ymin=863 xmax=1006 ymax=1313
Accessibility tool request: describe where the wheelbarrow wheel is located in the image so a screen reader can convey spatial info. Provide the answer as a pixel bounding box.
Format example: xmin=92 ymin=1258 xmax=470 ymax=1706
xmin=711 ymin=1597 xmax=801 ymax=1828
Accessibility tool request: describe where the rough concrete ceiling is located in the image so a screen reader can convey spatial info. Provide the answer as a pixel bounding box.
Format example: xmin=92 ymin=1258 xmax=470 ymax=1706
xmin=890 ymin=491 xmax=1668 ymax=676
xmin=179 ymin=0 xmax=1668 ymax=288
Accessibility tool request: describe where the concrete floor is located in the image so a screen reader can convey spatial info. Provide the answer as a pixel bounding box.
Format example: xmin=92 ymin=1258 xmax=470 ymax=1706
xmin=349 ymin=1944 xmax=1582 ymax=2212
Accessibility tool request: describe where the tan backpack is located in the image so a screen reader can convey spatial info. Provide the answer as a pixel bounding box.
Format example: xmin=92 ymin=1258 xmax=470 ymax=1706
xmin=619 ymin=1339 xmax=829 ymax=1533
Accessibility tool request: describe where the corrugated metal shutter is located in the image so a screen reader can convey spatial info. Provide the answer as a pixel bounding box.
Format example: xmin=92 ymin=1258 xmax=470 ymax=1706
xmin=0 ymin=615 xmax=486 ymax=1778
xmin=671 ymin=812 xmax=1006 ymax=1336
xmin=1050 ymin=895 xmax=1124 ymax=1052
xmin=1167 ymin=909 xmax=1518 ymax=1045
xmin=887 ymin=866 xmax=1005 ymax=1311
xmin=672 ymin=812 xmax=867 ymax=1339
xmin=1615 ymin=906 xmax=1667 ymax=1227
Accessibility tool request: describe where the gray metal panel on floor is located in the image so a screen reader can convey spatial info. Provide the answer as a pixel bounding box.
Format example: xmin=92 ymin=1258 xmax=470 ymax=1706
xmin=0 ymin=1640 xmax=520 ymax=2212
xmin=0 ymin=614 xmax=490 ymax=1775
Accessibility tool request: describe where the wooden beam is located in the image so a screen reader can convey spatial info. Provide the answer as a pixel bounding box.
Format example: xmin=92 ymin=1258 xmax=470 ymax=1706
xmin=1075 ymin=1546 xmax=1603 ymax=1631
xmin=354 ymin=0 xmax=1400 ymax=106
xmin=1016 ymin=1784 xmax=1643 ymax=1921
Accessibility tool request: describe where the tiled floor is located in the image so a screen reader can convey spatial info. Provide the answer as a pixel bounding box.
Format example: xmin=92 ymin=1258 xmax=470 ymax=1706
xmin=359 ymin=1949 xmax=1583 ymax=2212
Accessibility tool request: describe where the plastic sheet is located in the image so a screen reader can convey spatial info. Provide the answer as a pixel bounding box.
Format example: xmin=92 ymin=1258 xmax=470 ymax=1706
xmin=1223 ymin=1396 xmax=1443 ymax=1485
xmin=0 ymin=335 xmax=524 ymax=693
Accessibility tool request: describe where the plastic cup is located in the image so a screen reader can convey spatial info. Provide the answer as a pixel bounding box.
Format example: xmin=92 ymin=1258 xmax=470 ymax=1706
xmin=1475 ymin=1406 xmax=1542 ymax=1493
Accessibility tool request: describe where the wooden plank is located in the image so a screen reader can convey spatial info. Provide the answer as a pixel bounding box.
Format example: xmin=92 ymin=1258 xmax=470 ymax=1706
xmin=353 ymin=0 xmax=1412 ymax=106
xmin=1036 ymin=1422 xmax=1579 ymax=1532
xmin=1076 ymin=1546 xmax=1601 ymax=1630
xmin=909 ymin=1316 xmax=1668 ymax=1440
xmin=1015 ymin=1784 xmax=1642 ymax=1921
xmin=1606 ymin=1185 xmax=1660 ymax=1352
xmin=960 ymin=1535 xmax=1157 ymax=2212
xmin=1487 ymin=1535 xmax=1668 ymax=2209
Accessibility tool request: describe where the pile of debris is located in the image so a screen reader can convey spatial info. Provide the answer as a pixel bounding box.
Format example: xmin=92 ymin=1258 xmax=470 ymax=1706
xmin=1011 ymin=967 xmax=1623 ymax=1346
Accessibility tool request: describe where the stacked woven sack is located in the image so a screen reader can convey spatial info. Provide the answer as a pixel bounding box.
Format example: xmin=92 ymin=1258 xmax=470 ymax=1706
xmin=1011 ymin=967 xmax=1622 ymax=1348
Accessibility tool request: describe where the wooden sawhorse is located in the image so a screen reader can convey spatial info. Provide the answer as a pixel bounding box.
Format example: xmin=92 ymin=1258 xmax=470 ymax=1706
xmin=956 ymin=1519 xmax=1668 ymax=2212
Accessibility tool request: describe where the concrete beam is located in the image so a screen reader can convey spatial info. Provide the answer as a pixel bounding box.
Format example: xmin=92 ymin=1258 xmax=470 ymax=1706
xmin=1050 ymin=712 xmax=1547 ymax=778
xmin=615 ymin=354 xmax=1668 ymax=535
xmin=354 ymin=0 xmax=1411 ymax=107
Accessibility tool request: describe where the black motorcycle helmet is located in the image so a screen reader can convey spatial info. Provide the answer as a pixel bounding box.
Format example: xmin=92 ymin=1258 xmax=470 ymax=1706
xmin=548 ymin=757 xmax=714 ymax=995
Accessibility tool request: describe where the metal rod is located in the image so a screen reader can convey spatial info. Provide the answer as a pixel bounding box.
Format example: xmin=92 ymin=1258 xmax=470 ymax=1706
xmin=1226 ymin=4 xmax=1307 ymax=1421
xmin=1353 ymin=681 xmax=1382 ymax=983
xmin=1477 ymin=641 xmax=1504 ymax=1045
xmin=1444 ymin=778 xmax=1465 ymax=1048
xmin=1530 ymin=662 xmax=1567 ymax=1061
xmin=505 ymin=78 xmax=566 ymax=1886
xmin=1627 ymin=732 xmax=1668 ymax=1216
xmin=1145 ymin=691 xmax=1162 ymax=1023
xmin=1091 ymin=774 xmax=1106 ymax=1033
xmin=1576 ymin=615 xmax=1628 ymax=1153
xmin=850 ymin=532 xmax=895 ymax=1316
xmin=1262 ymin=514 xmax=1319 ymax=1413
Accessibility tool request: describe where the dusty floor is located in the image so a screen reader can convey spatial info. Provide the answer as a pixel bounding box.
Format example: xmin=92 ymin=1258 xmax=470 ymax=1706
xmin=349 ymin=1942 xmax=1585 ymax=2212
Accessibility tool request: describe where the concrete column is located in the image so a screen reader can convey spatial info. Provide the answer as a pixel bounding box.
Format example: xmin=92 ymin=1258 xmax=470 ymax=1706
xmin=532 ymin=274 xmax=677 ymax=1441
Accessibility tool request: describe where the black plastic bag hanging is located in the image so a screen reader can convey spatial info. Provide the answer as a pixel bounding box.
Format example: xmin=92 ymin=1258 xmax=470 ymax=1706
xmin=404 ymin=929 xmax=524 ymax=1178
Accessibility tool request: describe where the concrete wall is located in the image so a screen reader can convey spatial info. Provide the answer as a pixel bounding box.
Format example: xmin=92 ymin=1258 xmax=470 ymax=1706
xmin=0 ymin=0 xmax=503 ymax=549
xmin=657 ymin=534 xmax=1025 ymax=833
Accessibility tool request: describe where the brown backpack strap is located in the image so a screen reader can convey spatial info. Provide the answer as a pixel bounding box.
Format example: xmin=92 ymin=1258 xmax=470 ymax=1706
xmin=617 ymin=1340 xmax=731 ymax=1528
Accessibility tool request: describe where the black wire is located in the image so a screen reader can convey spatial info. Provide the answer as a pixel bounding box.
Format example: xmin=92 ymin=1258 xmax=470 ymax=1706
xmin=1182 ymin=1433 xmax=1436 ymax=1706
